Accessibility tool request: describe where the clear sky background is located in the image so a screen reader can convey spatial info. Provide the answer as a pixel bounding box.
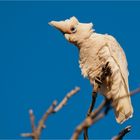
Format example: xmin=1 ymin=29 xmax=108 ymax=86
xmin=0 ymin=1 xmax=140 ymax=139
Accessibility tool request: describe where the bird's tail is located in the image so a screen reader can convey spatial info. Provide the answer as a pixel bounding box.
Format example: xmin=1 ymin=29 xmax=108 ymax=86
xmin=112 ymin=84 xmax=133 ymax=124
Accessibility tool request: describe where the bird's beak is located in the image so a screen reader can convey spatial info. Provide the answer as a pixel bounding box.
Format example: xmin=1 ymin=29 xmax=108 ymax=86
xmin=64 ymin=34 xmax=70 ymax=41
xmin=49 ymin=21 xmax=69 ymax=33
xmin=49 ymin=21 xmax=62 ymax=28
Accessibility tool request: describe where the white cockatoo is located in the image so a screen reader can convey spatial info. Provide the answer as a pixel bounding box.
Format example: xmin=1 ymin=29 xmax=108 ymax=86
xmin=49 ymin=16 xmax=133 ymax=124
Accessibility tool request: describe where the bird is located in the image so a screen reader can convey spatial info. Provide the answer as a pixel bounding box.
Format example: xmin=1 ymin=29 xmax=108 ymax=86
xmin=49 ymin=16 xmax=133 ymax=124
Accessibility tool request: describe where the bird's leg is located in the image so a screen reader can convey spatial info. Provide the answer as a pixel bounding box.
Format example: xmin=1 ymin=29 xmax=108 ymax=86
xmin=91 ymin=62 xmax=112 ymax=108
xmin=84 ymin=86 xmax=98 ymax=140
xmin=84 ymin=62 xmax=112 ymax=140
xmin=84 ymin=79 xmax=100 ymax=140
xmin=87 ymin=76 xmax=102 ymax=117
xmin=87 ymin=76 xmax=102 ymax=116
xmin=87 ymin=84 xmax=98 ymax=116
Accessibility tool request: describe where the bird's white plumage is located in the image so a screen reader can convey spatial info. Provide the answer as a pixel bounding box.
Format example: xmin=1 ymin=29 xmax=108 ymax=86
xmin=49 ymin=16 xmax=133 ymax=123
xmin=79 ymin=33 xmax=133 ymax=123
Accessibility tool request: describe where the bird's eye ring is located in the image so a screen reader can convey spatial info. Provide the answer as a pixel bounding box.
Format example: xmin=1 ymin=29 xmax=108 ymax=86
xmin=70 ymin=26 xmax=77 ymax=33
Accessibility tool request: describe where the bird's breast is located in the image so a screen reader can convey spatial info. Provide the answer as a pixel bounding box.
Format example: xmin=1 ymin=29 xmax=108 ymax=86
xmin=79 ymin=47 xmax=103 ymax=79
xmin=78 ymin=33 xmax=112 ymax=80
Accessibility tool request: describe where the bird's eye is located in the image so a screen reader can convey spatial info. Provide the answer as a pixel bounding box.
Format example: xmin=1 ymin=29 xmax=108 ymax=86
xmin=70 ymin=26 xmax=77 ymax=33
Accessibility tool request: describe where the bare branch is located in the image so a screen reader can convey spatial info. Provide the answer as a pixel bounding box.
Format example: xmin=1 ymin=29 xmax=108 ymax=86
xmin=72 ymin=85 xmax=140 ymax=140
xmin=112 ymin=125 xmax=131 ymax=140
xmin=29 ymin=109 xmax=36 ymax=132
xmin=54 ymin=87 xmax=80 ymax=112
xmin=118 ymin=87 xmax=140 ymax=100
xmin=21 ymin=83 xmax=139 ymax=140
xmin=21 ymin=100 xmax=57 ymax=140
xmin=21 ymin=86 xmax=80 ymax=140
xmin=72 ymin=99 xmax=111 ymax=140
xmin=35 ymin=100 xmax=57 ymax=138
xmin=21 ymin=133 xmax=33 ymax=137
xmin=130 ymin=87 xmax=140 ymax=96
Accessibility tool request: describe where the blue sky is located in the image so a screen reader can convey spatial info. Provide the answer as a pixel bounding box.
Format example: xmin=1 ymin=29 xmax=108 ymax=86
xmin=0 ymin=1 xmax=140 ymax=139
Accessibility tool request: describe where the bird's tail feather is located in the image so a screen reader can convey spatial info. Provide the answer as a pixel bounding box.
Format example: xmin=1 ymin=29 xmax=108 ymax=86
xmin=113 ymin=84 xmax=133 ymax=124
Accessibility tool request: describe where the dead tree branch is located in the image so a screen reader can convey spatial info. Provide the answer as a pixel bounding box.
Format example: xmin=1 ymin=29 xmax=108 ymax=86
xmin=130 ymin=87 xmax=140 ymax=96
xmin=29 ymin=109 xmax=36 ymax=132
xmin=72 ymin=98 xmax=111 ymax=140
xmin=21 ymin=83 xmax=140 ymax=140
xmin=112 ymin=125 xmax=131 ymax=140
xmin=21 ymin=86 xmax=80 ymax=140
xmin=72 ymin=85 xmax=140 ymax=140
xmin=54 ymin=87 xmax=80 ymax=112
xmin=21 ymin=100 xmax=57 ymax=140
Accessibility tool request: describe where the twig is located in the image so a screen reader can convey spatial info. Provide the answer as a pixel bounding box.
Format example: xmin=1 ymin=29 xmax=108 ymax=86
xmin=21 ymin=87 xmax=80 ymax=140
xmin=112 ymin=125 xmax=131 ymax=140
xmin=29 ymin=109 xmax=36 ymax=132
xmin=130 ymin=87 xmax=140 ymax=96
xmin=72 ymin=99 xmax=111 ymax=140
xmin=72 ymin=85 xmax=140 ymax=140
xmin=54 ymin=87 xmax=80 ymax=112
xmin=90 ymin=99 xmax=111 ymax=120
xmin=21 ymin=100 xmax=57 ymax=140
xmin=118 ymin=87 xmax=140 ymax=100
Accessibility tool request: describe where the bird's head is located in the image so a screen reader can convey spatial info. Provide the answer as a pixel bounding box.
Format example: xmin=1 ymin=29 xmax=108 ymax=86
xmin=49 ymin=16 xmax=94 ymax=45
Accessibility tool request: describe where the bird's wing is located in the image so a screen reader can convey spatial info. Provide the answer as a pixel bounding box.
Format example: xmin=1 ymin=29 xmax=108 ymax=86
xmin=97 ymin=34 xmax=133 ymax=123
xmin=105 ymin=35 xmax=129 ymax=92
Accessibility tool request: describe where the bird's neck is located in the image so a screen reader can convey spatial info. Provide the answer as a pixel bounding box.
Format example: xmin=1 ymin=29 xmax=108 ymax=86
xmin=76 ymin=32 xmax=99 ymax=50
